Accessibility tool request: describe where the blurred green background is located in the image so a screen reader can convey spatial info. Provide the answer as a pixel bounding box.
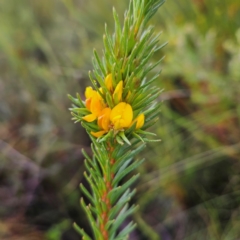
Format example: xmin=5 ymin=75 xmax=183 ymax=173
xmin=0 ymin=0 xmax=240 ymax=239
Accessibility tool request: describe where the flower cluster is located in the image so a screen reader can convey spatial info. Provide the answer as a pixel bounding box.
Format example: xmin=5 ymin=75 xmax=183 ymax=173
xmin=82 ymin=74 xmax=145 ymax=138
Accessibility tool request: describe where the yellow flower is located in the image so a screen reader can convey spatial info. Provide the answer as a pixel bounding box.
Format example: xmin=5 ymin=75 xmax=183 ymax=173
xmin=98 ymin=108 xmax=111 ymax=131
xmin=91 ymin=108 xmax=111 ymax=137
xmin=105 ymin=74 xmax=113 ymax=92
xmin=85 ymin=86 xmax=95 ymax=99
xmin=82 ymin=113 xmax=98 ymax=122
xmin=83 ymin=87 xmax=105 ymax=122
xmin=113 ymin=80 xmax=123 ymax=104
xmin=132 ymin=113 xmax=145 ymax=129
xmin=83 ymin=83 xmax=144 ymax=137
xmin=110 ymin=102 xmax=133 ymax=130
xmin=91 ymin=130 xmax=107 ymax=138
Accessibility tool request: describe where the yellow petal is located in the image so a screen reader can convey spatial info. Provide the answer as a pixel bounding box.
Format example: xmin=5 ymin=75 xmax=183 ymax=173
xmin=91 ymin=130 xmax=106 ymax=138
xmin=113 ymin=80 xmax=123 ymax=104
xmin=112 ymin=115 xmax=121 ymax=121
xmin=85 ymin=98 xmax=91 ymax=110
xmin=98 ymin=108 xmax=111 ymax=131
xmin=82 ymin=113 xmax=97 ymax=122
xmin=135 ymin=113 xmax=145 ymax=129
xmin=85 ymin=87 xmax=96 ymax=99
xmin=90 ymin=95 xmax=105 ymax=117
xmin=105 ymin=74 xmax=113 ymax=92
xmin=110 ymin=102 xmax=133 ymax=130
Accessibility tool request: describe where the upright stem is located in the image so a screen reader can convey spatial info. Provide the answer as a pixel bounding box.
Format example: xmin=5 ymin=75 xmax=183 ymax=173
xmin=99 ymin=141 xmax=115 ymax=239
xmin=70 ymin=1 xmax=165 ymax=239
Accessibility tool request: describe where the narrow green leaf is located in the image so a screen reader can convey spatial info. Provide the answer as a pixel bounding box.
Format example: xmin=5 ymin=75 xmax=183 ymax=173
xmin=106 ymin=91 xmax=114 ymax=108
xmin=141 ymin=57 xmax=164 ymax=79
xmin=70 ymin=108 xmax=90 ymax=116
xmin=116 ymin=221 xmax=137 ymax=239
xmin=113 ymin=159 xmax=144 ymax=186
xmin=133 ymin=89 xmax=162 ymax=110
xmin=113 ymin=143 xmax=146 ymax=172
xmin=81 ymin=122 xmax=100 ymax=132
xmin=142 ymin=117 xmax=159 ymax=130
xmin=80 ymin=183 xmax=94 ymax=205
xmin=109 ymin=204 xmax=137 ymax=238
xmin=145 ymin=107 xmax=161 ymax=122
xmin=142 ymin=138 xmax=161 ymax=143
xmin=124 ymin=121 xmax=137 ymax=135
xmin=108 ymin=174 xmax=139 ymax=204
xmin=133 ymin=132 xmax=144 ymax=142
xmin=143 ymin=102 xmax=161 ymax=118
xmin=116 ymin=135 xmax=124 ymax=145
xmin=93 ymin=48 xmax=107 ymax=76
xmin=68 ymin=94 xmax=85 ymax=108
xmin=92 ymin=69 xmax=106 ymax=90
xmin=113 ymin=7 xmax=122 ymax=49
xmin=81 ymin=198 xmax=102 ymax=239
xmin=84 ymin=172 xmax=101 ymax=200
xmin=73 ymin=222 xmax=92 ymax=240
xmin=139 ymin=72 xmax=161 ymax=90
xmin=110 ymin=62 xmax=117 ymax=87
xmin=109 ymin=188 xmax=136 ymax=219
xmin=97 ymin=129 xmax=113 ymax=143
xmin=88 ymin=71 xmax=105 ymax=99
xmin=119 ymin=131 xmax=131 ymax=145
xmin=136 ymin=129 xmax=157 ymax=136
xmin=113 ymin=157 xmax=133 ymax=177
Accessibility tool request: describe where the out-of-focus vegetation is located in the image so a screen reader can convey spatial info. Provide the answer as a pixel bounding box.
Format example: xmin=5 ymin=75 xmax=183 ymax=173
xmin=0 ymin=0 xmax=240 ymax=239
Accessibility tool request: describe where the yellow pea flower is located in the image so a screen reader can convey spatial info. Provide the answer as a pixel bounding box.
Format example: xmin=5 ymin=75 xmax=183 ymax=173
xmin=82 ymin=113 xmax=98 ymax=122
xmin=98 ymin=108 xmax=111 ymax=131
xmin=105 ymin=74 xmax=113 ymax=92
xmin=84 ymin=87 xmax=99 ymax=111
xmin=113 ymin=80 xmax=123 ymax=104
xmin=110 ymin=102 xmax=133 ymax=130
xmin=132 ymin=113 xmax=145 ymax=129
xmin=83 ymin=87 xmax=106 ymax=122
xmin=91 ymin=108 xmax=111 ymax=137
xmin=91 ymin=96 xmax=105 ymax=116
xmin=91 ymin=130 xmax=107 ymax=138
xmin=85 ymin=86 xmax=95 ymax=99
